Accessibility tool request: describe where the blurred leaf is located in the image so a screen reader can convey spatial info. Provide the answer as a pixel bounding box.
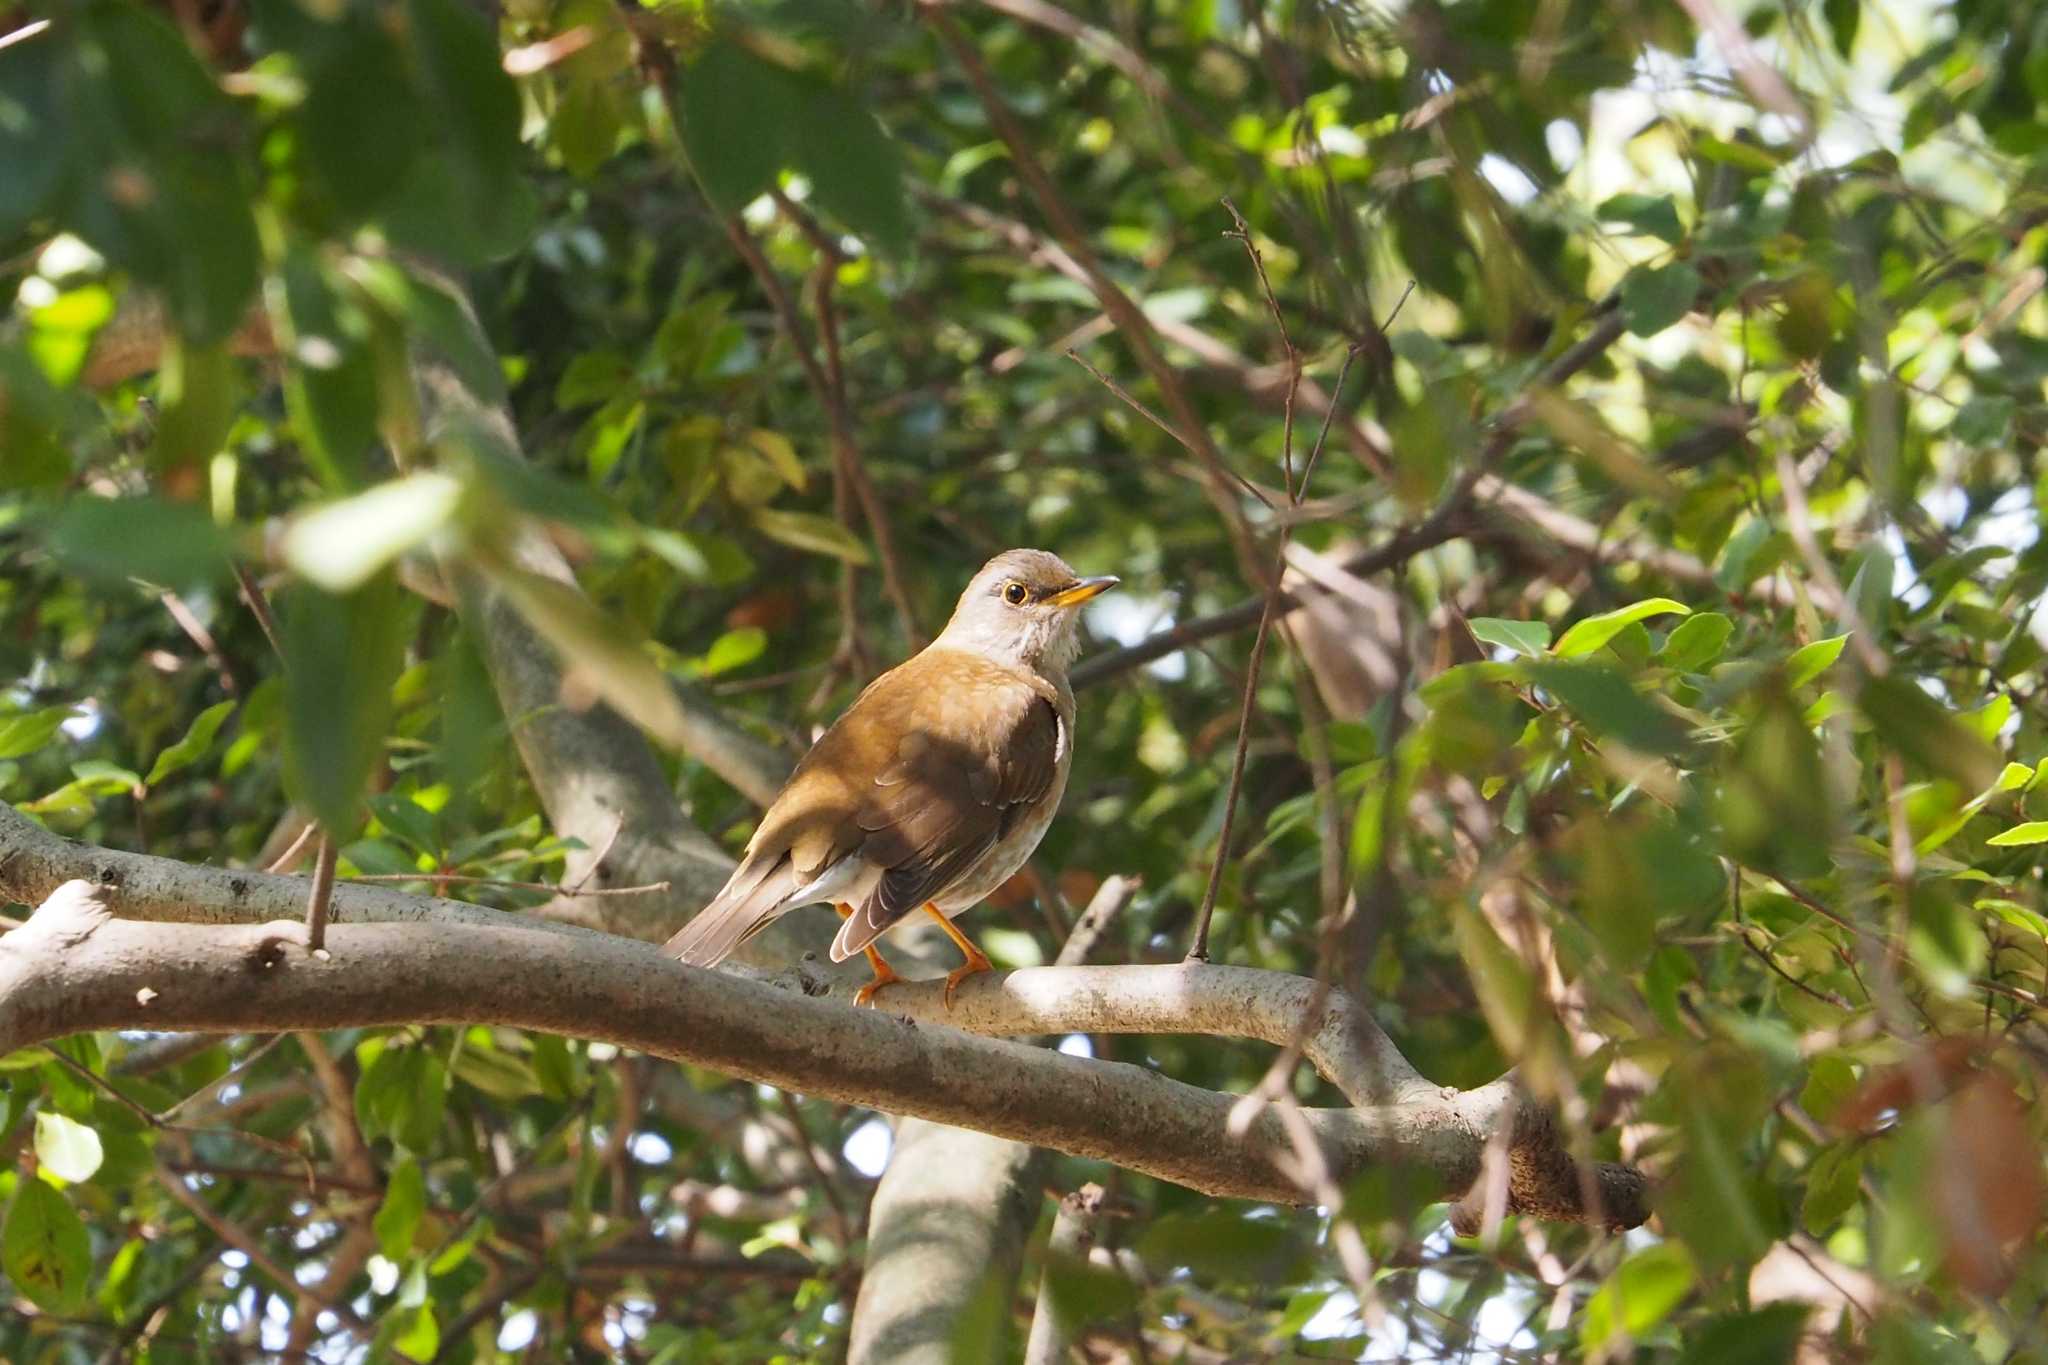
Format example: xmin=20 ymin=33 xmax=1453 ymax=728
xmin=46 ymin=496 xmax=233 ymax=590
xmin=1524 ymin=660 xmax=1689 ymax=754
xmin=750 ymin=508 xmax=872 ymax=564
xmin=0 ymin=708 xmax=76 ymax=761
xmin=1802 ymin=1140 xmax=1864 ymax=1234
xmin=1580 ymin=1241 xmax=1695 ymax=1350
xmin=0 ymin=35 xmax=65 ymax=236
xmin=677 ymin=39 xmax=797 ymax=213
xmin=282 ymin=473 xmax=465 ymax=593
xmin=1986 ymin=821 xmax=2048 ymax=847
xmin=283 ymin=575 xmax=411 ymax=835
xmin=356 ymin=1042 xmax=448 ymax=1153
xmin=1674 ymin=1304 xmax=1811 ymax=1365
xmin=1857 ymin=675 xmax=2001 ymax=792
xmin=375 ymin=1159 xmax=426 ymax=1262
xmin=144 ymin=699 xmax=235 ymax=785
xmin=490 ymin=568 xmax=692 ymax=747
xmin=1598 ymin=192 xmax=1685 ymax=243
xmin=793 ymin=83 xmax=910 ymax=250
xmin=1933 ymin=1073 xmax=2041 ymax=1295
xmin=1137 ymin=1209 xmax=1314 ymax=1284
xmin=1622 ymin=263 xmax=1702 ymax=337
xmin=3 ymin=1178 xmax=90 ymax=1314
xmin=1661 ymin=612 xmax=1733 ymax=671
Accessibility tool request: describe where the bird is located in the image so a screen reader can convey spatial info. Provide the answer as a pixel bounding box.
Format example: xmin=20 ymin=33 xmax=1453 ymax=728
xmin=663 ymin=549 xmax=1117 ymax=1007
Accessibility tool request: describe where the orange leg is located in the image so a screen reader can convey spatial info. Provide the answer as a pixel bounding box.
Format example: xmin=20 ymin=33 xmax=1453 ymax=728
xmin=835 ymin=903 xmax=902 ymax=1008
xmin=923 ymin=902 xmax=993 ymax=1009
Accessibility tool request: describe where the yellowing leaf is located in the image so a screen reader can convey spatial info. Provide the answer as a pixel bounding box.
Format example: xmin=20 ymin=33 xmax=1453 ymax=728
xmin=747 ymin=429 xmax=806 ymax=491
xmin=751 ymin=508 xmax=872 ymax=564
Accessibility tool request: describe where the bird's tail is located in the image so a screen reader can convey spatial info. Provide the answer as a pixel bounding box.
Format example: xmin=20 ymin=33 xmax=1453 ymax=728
xmin=662 ymin=855 xmax=800 ymax=967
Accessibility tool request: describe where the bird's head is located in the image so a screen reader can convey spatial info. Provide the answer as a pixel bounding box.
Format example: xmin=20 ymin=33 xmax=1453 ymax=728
xmin=936 ymin=548 xmax=1118 ymax=675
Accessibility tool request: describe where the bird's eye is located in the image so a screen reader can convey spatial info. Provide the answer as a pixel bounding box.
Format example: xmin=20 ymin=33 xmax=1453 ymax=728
xmin=1001 ymin=581 xmax=1029 ymax=606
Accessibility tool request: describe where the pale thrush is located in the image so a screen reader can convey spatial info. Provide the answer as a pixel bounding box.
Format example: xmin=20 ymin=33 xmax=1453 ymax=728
xmin=663 ymin=549 xmax=1117 ymax=1005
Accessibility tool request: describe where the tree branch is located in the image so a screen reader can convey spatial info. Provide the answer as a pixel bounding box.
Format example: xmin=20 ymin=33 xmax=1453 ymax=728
xmin=0 ymin=877 xmax=1646 ymax=1229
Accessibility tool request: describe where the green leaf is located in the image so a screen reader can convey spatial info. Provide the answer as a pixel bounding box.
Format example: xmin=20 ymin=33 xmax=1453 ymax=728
xmin=46 ymin=496 xmax=234 ymax=590
xmin=33 ymin=1112 xmax=104 ymax=1184
xmin=1802 ymin=1141 xmax=1864 ymax=1234
xmin=0 ymin=708 xmax=76 ymax=761
xmin=1597 ymin=193 xmax=1684 ymax=244
xmin=375 ymin=1159 xmax=426 ymax=1262
xmin=1580 ymin=1242 xmax=1695 ymax=1350
xmin=1799 ymin=1055 xmax=1857 ymax=1125
xmin=1675 ymin=1305 xmax=1811 ymax=1365
xmin=696 ymin=628 xmax=767 ymax=678
xmin=283 ymin=575 xmax=411 ymax=835
xmin=282 ymin=473 xmax=466 ymax=593
xmin=1621 ymin=263 xmax=1702 ymax=337
xmin=3 ymin=1178 xmax=91 ymax=1313
xmin=1554 ymin=597 xmax=1690 ymax=658
xmin=792 ymin=83 xmax=910 ymax=250
xmin=677 ymin=39 xmax=798 ymax=213
xmin=144 ymin=700 xmax=236 ymax=786
xmin=1823 ymin=0 xmax=1860 ymax=56
xmin=1660 ymin=612 xmax=1733 ymax=671
xmin=1136 ymin=1209 xmax=1314 ymax=1284
xmin=1786 ymin=634 xmax=1848 ymax=688
xmin=751 ymin=508 xmax=873 ymax=564
xmin=1467 ymin=617 xmax=1551 ymax=658
xmin=355 ymin=1043 xmax=448 ymax=1152
xmin=1986 ymin=822 xmax=2048 ymax=847
xmin=0 ymin=33 xmax=67 ymax=237
xmin=1524 ymin=660 xmax=1689 ymax=754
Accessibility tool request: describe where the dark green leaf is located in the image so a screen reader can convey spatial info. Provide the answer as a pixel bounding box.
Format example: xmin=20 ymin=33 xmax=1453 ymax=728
xmin=677 ymin=39 xmax=798 ymax=213
xmin=792 ymin=83 xmax=909 ymax=250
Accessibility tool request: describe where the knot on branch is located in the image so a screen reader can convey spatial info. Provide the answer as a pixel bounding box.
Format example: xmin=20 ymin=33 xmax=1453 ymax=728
xmin=1448 ymin=1101 xmax=1650 ymax=1234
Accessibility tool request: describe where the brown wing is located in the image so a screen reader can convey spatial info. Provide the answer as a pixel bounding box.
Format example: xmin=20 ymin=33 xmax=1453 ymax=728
xmin=834 ymin=656 xmax=1063 ymax=956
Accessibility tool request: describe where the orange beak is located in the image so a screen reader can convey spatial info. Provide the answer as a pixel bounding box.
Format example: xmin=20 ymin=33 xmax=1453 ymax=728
xmin=1045 ymin=575 xmax=1119 ymax=609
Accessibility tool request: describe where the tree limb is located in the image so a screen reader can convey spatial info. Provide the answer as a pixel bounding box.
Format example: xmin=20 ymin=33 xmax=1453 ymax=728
xmin=0 ymin=877 xmax=1647 ymax=1229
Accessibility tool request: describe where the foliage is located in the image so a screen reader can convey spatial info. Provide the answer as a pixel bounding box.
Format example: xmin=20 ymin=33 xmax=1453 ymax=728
xmin=3 ymin=0 xmax=2048 ymax=1358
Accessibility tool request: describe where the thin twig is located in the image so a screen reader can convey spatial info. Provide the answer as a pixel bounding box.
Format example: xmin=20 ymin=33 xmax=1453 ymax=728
xmin=231 ymin=561 xmax=284 ymax=659
xmin=1064 ymin=350 xmax=1274 ymax=510
xmin=304 ymin=834 xmax=337 ymax=953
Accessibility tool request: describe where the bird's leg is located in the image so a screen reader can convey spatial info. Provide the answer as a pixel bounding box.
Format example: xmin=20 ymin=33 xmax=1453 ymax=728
xmin=835 ymin=903 xmax=902 ymax=1008
xmin=923 ymin=902 xmax=993 ymax=1009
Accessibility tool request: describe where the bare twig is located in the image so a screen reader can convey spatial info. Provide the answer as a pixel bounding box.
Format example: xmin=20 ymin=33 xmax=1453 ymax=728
xmin=305 ymin=834 xmax=337 ymax=953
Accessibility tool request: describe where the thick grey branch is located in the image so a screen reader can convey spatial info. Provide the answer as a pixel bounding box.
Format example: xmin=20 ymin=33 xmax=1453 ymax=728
xmin=0 ymin=878 xmax=1646 ymax=1228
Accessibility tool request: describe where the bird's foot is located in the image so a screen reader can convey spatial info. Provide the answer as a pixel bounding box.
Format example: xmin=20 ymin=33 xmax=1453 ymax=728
xmin=942 ymin=951 xmax=993 ymax=1010
xmin=852 ymin=945 xmax=902 ymax=1008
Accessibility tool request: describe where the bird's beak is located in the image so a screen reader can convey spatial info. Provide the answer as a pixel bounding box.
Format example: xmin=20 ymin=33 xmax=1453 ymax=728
xmin=1046 ymin=575 xmax=1119 ymax=609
